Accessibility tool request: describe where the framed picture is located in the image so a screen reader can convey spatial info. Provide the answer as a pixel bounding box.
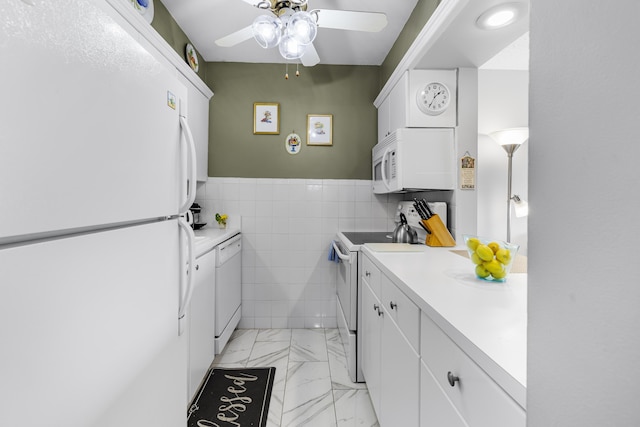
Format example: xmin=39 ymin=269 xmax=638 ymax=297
xmin=254 ymin=102 xmax=280 ymax=135
xmin=307 ymin=114 xmax=333 ymax=146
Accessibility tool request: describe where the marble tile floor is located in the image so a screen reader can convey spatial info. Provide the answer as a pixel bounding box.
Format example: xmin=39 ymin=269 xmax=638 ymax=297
xmin=210 ymin=328 xmax=379 ymax=427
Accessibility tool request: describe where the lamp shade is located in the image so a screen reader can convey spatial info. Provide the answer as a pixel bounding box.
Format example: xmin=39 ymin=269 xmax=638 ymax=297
xmin=287 ymin=11 xmax=317 ymax=46
xmin=489 ymin=127 xmax=529 ymax=146
xmin=252 ymin=15 xmax=283 ymax=49
xmin=279 ymin=34 xmax=307 ymax=59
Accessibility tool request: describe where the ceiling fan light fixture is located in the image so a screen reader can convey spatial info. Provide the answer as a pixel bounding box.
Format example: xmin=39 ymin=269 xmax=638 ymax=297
xmin=286 ymin=11 xmax=317 ymax=45
xmin=252 ymin=14 xmax=283 ymax=49
xmin=279 ymin=34 xmax=306 ymax=60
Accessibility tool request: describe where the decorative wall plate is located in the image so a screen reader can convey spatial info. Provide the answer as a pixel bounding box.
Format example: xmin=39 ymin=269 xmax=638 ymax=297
xmin=130 ymin=0 xmax=154 ymax=23
xmin=185 ymin=43 xmax=199 ymax=72
xmin=286 ymin=133 xmax=302 ymax=155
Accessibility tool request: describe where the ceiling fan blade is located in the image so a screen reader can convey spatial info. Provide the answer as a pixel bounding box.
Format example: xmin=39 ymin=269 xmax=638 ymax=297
xmin=313 ymin=9 xmax=388 ymax=32
xmin=215 ymin=25 xmax=254 ymax=47
xmin=301 ymin=43 xmax=320 ymax=67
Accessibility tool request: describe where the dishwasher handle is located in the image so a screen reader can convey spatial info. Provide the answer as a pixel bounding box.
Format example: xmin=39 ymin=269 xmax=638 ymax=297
xmin=217 ymin=234 xmax=242 ymax=266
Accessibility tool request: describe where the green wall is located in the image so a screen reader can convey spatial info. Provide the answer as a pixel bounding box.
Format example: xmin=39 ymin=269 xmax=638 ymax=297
xmin=380 ymin=0 xmax=441 ymax=87
xmin=204 ymin=63 xmax=379 ymax=179
xmin=150 ymin=1 xmax=207 ymax=82
xmin=151 ymin=0 xmax=440 ymax=179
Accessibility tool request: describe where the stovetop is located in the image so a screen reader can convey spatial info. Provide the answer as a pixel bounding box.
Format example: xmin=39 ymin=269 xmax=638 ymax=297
xmin=340 ymin=231 xmax=393 ymax=246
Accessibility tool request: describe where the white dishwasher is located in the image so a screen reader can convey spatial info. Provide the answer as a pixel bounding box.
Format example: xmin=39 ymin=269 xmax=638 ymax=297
xmin=214 ymin=233 xmax=242 ymax=354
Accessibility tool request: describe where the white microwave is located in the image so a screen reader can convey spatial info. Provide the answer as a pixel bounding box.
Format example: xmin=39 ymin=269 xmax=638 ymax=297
xmin=372 ymin=128 xmax=455 ymax=194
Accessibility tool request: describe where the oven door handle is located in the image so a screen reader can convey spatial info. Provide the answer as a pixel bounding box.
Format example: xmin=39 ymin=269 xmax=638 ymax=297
xmin=332 ymin=241 xmax=352 ymax=263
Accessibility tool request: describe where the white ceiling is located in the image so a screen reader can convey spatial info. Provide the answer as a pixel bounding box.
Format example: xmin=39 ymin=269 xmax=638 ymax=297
xmin=158 ymin=0 xmax=529 ymax=69
xmin=480 ymin=32 xmax=529 ymax=70
xmin=412 ymin=0 xmax=529 ymax=70
xmin=159 ymin=0 xmax=419 ymax=65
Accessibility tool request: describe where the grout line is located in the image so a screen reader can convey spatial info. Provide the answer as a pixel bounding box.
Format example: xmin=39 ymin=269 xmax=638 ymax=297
xmin=324 ymin=328 xmax=340 ymax=427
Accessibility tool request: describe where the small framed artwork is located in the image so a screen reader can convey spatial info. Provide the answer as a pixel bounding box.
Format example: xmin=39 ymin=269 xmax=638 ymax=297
xmin=254 ymin=102 xmax=280 ymax=135
xmin=307 ymin=114 xmax=333 ymax=146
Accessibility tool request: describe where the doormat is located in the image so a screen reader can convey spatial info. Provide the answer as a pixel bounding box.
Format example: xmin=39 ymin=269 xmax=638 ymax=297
xmin=188 ymin=367 xmax=276 ymax=427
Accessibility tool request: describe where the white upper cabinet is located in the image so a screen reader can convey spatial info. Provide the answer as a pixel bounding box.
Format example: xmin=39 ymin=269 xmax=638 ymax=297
xmin=106 ymin=0 xmax=213 ymax=182
xmin=377 ymin=69 xmax=458 ymax=141
xmin=176 ymin=71 xmax=210 ymax=182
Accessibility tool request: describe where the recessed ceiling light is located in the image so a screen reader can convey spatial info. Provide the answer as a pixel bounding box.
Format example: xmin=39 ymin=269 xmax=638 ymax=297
xmin=476 ymin=2 xmax=527 ymax=30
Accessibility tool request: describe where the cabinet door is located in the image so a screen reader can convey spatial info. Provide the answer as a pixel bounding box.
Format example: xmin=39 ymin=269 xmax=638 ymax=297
xmin=380 ymin=316 xmax=420 ymax=427
xmin=176 ymin=70 xmax=210 ymax=182
xmin=377 ymin=95 xmax=391 ymax=142
xmin=361 ymin=281 xmax=382 ymax=415
xmin=188 ymin=249 xmax=216 ymax=399
xmin=421 ymin=313 xmax=526 ymax=427
xmin=420 ymin=361 xmax=469 ymax=427
xmin=388 ymin=71 xmax=409 ymax=132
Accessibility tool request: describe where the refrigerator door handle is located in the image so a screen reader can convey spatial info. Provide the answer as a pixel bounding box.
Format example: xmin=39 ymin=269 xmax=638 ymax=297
xmin=179 ymin=115 xmax=197 ymax=214
xmin=178 ymin=216 xmax=195 ymax=336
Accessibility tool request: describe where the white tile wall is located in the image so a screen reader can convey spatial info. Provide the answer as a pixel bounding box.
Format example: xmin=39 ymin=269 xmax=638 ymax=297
xmin=195 ymin=178 xmax=403 ymax=329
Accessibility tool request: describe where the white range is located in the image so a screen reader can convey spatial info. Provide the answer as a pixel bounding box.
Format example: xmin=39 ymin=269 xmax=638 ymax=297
xmin=334 ymin=202 xmax=447 ymax=383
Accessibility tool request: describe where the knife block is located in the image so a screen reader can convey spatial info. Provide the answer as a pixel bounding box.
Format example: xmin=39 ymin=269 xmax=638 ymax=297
xmin=422 ymin=215 xmax=456 ymax=247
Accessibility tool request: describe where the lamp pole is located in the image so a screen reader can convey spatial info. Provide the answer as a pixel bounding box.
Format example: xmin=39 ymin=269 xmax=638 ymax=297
xmin=502 ymin=143 xmax=521 ymax=242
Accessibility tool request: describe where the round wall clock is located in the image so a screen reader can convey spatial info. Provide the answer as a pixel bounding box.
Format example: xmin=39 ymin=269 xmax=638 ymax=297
xmin=416 ymin=82 xmax=451 ymax=116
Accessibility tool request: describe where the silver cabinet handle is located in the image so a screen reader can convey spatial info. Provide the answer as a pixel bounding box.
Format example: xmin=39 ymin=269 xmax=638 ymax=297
xmin=365 ymin=271 xmax=371 ymax=277
xmin=389 ymin=301 xmax=397 ymax=310
xmin=373 ymin=304 xmax=383 ymax=316
xmin=195 ymin=264 xmax=200 ymax=271
xmin=447 ymin=371 xmax=460 ymax=387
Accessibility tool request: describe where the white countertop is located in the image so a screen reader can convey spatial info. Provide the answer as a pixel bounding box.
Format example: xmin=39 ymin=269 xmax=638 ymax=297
xmin=193 ymin=224 xmax=241 ymax=257
xmin=362 ymin=244 xmax=527 ymax=408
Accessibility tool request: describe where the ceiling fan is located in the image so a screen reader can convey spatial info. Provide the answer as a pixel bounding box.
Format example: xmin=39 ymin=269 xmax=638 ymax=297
xmin=215 ymin=0 xmax=388 ymax=67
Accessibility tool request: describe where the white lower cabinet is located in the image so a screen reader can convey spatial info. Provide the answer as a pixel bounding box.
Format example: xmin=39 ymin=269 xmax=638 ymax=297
xmin=421 ymin=360 xmax=469 ymax=427
xmin=361 ymin=253 xmax=526 ymax=427
xmin=361 ymin=257 xmax=419 ymax=426
xmin=361 ymin=279 xmax=382 ymax=411
xmin=188 ymin=248 xmax=216 ymax=400
xmin=380 ymin=310 xmax=419 ymax=427
xmin=420 ymin=313 xmax=526 ymax=427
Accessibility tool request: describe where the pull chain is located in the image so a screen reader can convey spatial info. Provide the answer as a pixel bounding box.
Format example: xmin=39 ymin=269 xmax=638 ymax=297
xmin=285 ymin=63 xmax=301 ymax=80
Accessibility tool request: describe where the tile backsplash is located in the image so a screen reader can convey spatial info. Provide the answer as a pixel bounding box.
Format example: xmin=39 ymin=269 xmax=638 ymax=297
xmin=195 ymin=178 xmax=403 ymax=329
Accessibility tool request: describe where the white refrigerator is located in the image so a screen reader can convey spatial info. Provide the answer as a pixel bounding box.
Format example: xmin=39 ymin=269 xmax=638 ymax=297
xmin=0 ymin=1 xmax=197 ymax=426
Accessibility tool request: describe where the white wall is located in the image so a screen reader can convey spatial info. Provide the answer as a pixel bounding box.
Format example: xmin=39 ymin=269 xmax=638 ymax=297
xmin=196 ymin=178 xmax=402 ymax=329
xmin=477 ymin=69 xmax=529 ymax=254
xmin=528 ymin=1 xmax=640 ymax=425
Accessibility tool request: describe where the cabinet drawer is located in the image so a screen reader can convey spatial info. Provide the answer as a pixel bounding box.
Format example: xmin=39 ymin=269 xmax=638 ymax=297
xmin=362 ymin=254 xmax=381 ymax=298
xmin=381 ymin=274 xmax=419 ymax=351
xmin=420 ymin=313 xmax=525 ymax=427
xmin=420 ymin=361 xmax=468 ymax=427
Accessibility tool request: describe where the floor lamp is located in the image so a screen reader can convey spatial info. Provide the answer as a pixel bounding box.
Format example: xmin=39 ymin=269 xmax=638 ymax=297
xmin=489 ymin=128 xmax=529 ymax=242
